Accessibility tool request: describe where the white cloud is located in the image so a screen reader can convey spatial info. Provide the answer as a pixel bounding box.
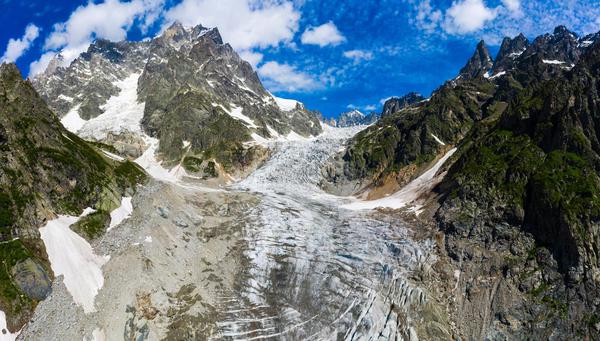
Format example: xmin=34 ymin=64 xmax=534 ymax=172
xmin=238 ymin=50 xmax=263 ymax=69
xmin=164 ymin=0 xmax=299 ymax=50
xmin=300 ymin=21 xmax=346 ymax=47
xmin=258 ymin=61 xmax=321 ymax=92
xmin=29 ymin=0 xmax=163 ymax=75
xmin=443 ymin=0 xmax=497 ymax=34
xmin=364 ymin=104 xmax=377 ymax=111
xmin=1 ymin=24 xmax=40 ymax=63
xmin=501 ymin=0 xmax=520 ymax=13
xmin=413 ymin=0 xmax=443 ymax=33
xmin=343 ymin=49 xmax=374 ymax=63
xmin=29 ymin=52 xmax=56 ymax=77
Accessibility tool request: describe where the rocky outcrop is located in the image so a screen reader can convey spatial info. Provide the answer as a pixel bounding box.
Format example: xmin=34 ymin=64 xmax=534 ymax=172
xmin=492 ymin=33 xmax=529 ymax=74
xmin=381 ymin=92 xmax=425 ymax=117
xmin=459 ymin=40 xmax=493 ymax=79
xmin=0 ymin=63 xmax=146 ymax=332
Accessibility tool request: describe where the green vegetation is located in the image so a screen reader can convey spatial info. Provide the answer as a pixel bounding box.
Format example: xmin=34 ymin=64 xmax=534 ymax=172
xmin=182 ymin=156 xmax=203 ymax=173
xmin=0 ymin=239 xmax=36 ymax=317
xmin=72 ymin=210 xmax=110 ymax=240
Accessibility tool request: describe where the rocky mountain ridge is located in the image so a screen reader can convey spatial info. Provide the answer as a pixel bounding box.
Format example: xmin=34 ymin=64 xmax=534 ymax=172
xmin=334 ymin=109 xmax=379 ymax=127
xmin=32 ymin=22 xmax=322 ymax=178
xmin=323 ymin=25 xmax=600 ymax=339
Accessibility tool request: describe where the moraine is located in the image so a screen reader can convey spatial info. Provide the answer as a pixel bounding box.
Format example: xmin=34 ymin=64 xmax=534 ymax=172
xmin=19 ymin=125 xmax=438 ymax=340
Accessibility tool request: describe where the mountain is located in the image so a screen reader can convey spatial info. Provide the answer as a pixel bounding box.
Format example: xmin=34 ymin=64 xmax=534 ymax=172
xmin=32 ymin=22 xmax=322 ymax=178
xmin=459 ymin=40 xmax=493 ymax=79
xmin=323 ymin=26 xmax=600 ymax=339
xmin=381 ymin=92 xmax=425 ymax=117
xmin=0 ymin=63 xmax=146 ymax=332
xmin=335 ymin=110 xmax=379 ymax=127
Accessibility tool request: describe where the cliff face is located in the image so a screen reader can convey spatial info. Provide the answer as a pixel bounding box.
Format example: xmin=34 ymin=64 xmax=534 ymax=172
xmin=323 ymin=26 xmax=600 ymax=339
xmin=0 ymin=63 xmax=145 ymax=331
xmin=435 ymin=41 xmax=600 ymax=339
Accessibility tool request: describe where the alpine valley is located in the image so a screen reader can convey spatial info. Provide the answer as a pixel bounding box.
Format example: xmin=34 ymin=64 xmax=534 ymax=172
xmin=0 ymin=20 xmax=599 ymax=341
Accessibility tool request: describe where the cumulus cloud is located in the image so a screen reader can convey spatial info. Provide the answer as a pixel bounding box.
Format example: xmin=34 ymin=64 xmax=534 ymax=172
xmin=164 ymin=0 xmax=299 ymax=50
xmin=343 ymin=50 xmax=374 ymax=63
xmin=258 ymin=61 xmax=321 ymax=92
xmin=301 ymin=22 xmax=346 ymax=47
xmin=501 ymin=0 xmax=520 ymax=13
xmin=412 ymin=0 xmax=443 ymax=33
xmin=29 ymin=52 xmax=57 ymax=77
xmin=1 ymin=24 xmax=40 ymax=63
xmin=238 ymin=50 xmax=264 ymax=69
xmin=443 ymin=0 xmax=497 ymax=34
xmin=29 ymin=0 xmax=163 ymax=76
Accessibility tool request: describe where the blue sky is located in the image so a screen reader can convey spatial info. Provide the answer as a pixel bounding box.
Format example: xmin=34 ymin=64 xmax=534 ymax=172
xmin=1 ymin=0 xmax=599 ymax=118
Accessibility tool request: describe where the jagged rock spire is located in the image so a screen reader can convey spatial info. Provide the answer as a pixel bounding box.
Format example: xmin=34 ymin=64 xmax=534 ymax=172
xmin=459 ymin=40 xmax=493 ymax=79
xmin=492 ymin=33 xmax=529 ymax=73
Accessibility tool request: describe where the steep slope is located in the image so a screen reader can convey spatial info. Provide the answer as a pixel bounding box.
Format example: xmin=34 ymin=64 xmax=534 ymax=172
xmin=0 ymin=63 xmax=145 ymax=332
xmin=324 ymin=26 xmax=599 ymax=198
xmin=322 ymin=25 xmax=600 ymax=339
xmin=32 ymin=22 xmax=322 ymax=177
xmin=434 ymin=40 xmax=600 ymax=339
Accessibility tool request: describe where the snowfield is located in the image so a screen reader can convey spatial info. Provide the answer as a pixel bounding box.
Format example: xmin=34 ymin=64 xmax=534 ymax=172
xmin=77 ymin=74 xmax=146 ymax=141
xmin=39 ymin=208 xmax=110 ymax=314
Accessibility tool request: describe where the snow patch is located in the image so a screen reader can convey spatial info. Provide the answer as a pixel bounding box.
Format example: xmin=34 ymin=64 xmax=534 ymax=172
xmin=83 ymin=328 xmax=106 ymax=341
xmin=108 ymin=197 xmax=133 ymax=231
xmin=343 ymin=148 xmax=457 ymax=213
xmin=134 ymin=137 xmax=183 ymax=183
xmin=39 ymin=209 xmax=110 ymax=313
xmin=226 ymin=106 xmax=258 ymax=128
xmin=77 ymin=74 xmax=146 ymax=140
xmin=101 ymin=150 xmax=124 ymax=162
xmin=58 ymin=94 xmax=74 ymax=103
xmin=272 ymin=95 xmax=300 ymax=111
xmin=431 ymin=134 xmax=446 ymax=146
xmin=489 ymin=71 xmax=506 ymax=79
xmin=0 ymin=310 xmax=19 ymax=341
xmin=542 ymin=59 xmax=565 ymax=65
xmin=144 ymin=236 xmax=152 ymax=243
xmin=60 ymin=104 xmax=86 ymax=133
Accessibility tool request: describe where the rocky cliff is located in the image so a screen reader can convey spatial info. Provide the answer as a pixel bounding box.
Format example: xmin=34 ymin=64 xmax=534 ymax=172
xmin=323 ymin=26 xmax=600 ymax=339
xmin=0 ymin=63 xmax=145 ymax=332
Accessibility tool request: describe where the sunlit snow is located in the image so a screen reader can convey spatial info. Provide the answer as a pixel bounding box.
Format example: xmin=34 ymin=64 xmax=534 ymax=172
xmin=108 ymin=197 xmax=133 ymax=231
xmin=77 ymin=74 xmax=146 ymax=140
xmin=0 ymin=310 xmax=19 ymax=341
xmin=39 ymin=208 xmax=110 ymax=313
xmin=60 ymin=104 xmax=86 ymax=133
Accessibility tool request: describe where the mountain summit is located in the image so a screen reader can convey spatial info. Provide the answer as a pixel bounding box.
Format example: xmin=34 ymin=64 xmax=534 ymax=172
xmin=32 ymin=23 xmax=322 ymax=179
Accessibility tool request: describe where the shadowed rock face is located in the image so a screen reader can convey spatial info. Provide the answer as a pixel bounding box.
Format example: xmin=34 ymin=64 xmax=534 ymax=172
xmin=492 ymin=33 xmax=529 ymax=74
xmin=0 ymin=63 xmax=145 ymax=332
xmin=32 ymin=22 xmax=322 ymax=166
xmin=459 ymin=40 xmax=493 ymax=79
xmin=381 ymin=92 xmax=425 ymax=118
